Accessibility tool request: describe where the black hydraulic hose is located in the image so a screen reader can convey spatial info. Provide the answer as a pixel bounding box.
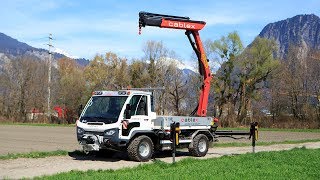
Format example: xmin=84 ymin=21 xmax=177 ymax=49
xmin=185 ymin=30 xmax=204 ymax=76
xmin=190 ymin=103 xmax=199 ymax=116
xmin=215 ymin=135 xmax=248 ymax=140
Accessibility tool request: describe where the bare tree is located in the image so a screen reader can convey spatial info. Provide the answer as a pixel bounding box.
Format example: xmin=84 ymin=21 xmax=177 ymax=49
xmin=0 ymin=56 xmax=48 ymax=122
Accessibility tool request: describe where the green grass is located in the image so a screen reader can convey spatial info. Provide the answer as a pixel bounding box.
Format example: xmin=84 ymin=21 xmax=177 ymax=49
xmin=36 ymin=147 xmax=320 ymax=179
xmin=0 ymin=150 xmax=69 ymax=160
xmin=0 ymin=150 xmax=86 ymax=160
xmin=214 ymin=139 xmax=320 ymax=147
xmin=0 ymin=122 xmax=74 ymax=127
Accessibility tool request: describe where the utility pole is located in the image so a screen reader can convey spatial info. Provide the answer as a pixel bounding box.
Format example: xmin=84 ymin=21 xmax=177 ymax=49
xmin=47 ymin=33 xmax=53 ymax=122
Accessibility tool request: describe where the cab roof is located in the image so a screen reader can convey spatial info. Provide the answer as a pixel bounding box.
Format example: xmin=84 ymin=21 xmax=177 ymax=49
xmin=92 ymin=90 xmax=152 ymax=96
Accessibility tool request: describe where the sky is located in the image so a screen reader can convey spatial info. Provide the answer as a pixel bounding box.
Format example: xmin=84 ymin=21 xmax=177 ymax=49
xmin=1 ymin=0 xmax=319 ymax=67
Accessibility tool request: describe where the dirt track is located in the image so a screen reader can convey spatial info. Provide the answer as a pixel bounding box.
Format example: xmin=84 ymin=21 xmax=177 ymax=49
xmin=0 ymin=125 xmax=78 ymax=155
xmin=1 ymin=125 xmax=320 ymax=179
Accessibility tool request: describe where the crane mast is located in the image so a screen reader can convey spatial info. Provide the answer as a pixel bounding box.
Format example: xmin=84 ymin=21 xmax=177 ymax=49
xmin=138 ymin=11 xmax=212 ymax=117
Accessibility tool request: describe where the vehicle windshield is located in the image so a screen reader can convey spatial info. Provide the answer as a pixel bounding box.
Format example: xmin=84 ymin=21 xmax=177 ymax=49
xmin=80 ymin=96 xmax=128 ymax=124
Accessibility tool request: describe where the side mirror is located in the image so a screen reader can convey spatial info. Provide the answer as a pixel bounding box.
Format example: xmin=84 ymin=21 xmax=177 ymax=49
xmin=125 ymin=104 xmax=131 ymax=119
xmin=77 ymin=104 xmax=83 ymax=117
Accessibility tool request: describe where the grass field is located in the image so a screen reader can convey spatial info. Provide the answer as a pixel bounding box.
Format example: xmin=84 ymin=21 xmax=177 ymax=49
xmin=0 ymin=150 xmax=69 ymax=160
xmin=36 ymin=147 xmax=320 ymax=179
xmin=0 ymin=150 xmax=85 ymax=160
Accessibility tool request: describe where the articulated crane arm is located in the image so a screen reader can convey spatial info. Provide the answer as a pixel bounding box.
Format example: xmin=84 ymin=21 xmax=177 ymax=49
xmin=138 ymin=11 xmax=212 ymax=117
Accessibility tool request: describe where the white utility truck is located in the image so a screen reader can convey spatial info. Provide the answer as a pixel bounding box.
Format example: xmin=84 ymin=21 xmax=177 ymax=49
xmin=76 ymin=12 xmax=257 ymax=162
xmin=76 ymin=90 xmax=218 ymax=162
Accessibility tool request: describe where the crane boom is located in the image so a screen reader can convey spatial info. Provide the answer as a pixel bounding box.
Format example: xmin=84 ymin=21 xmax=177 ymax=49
xmin=139 ymin=11 xmax=212 ymax=117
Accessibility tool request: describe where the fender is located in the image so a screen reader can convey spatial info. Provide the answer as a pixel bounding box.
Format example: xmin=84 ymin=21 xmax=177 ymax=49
xmin=129 ymin=130 xmax=157 ymax=139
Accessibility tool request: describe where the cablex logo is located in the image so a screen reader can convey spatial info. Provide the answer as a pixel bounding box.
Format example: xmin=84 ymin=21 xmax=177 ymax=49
xmin=168 ymin=21 xmax=196 ymax=29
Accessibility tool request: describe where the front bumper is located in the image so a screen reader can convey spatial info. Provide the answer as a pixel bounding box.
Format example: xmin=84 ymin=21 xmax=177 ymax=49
xmin=77 ymin=128 xmax=128 ymax=152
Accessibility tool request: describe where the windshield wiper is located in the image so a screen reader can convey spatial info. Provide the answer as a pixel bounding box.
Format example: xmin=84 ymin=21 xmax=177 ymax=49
xmin=81 ymin=116 xmax=115 ymax=124
xmin=82 ymin=116 xmax=106 ymax=119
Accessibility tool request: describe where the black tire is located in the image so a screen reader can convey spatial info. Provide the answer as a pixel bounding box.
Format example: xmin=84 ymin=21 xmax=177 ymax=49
xmin=188 ymin=134 xmax=209 ymax=157
xmin=127 ymin=135 xmax=154 ymax=162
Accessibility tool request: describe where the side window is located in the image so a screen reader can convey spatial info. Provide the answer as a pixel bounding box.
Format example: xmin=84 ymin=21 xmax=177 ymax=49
xmin=129 ymin=95 xmax=148 ymax=116
xmin=137 ymin=96 xmax=147 ymax=115
xmin=129 ymin=95 xmax=141 ymax=116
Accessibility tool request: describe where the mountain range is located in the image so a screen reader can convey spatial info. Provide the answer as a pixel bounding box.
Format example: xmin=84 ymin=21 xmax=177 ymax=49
xmin=0 ymin=32 xmax=89 ymax=66
xmin=258 ymin=14 xmax=320 ymax=59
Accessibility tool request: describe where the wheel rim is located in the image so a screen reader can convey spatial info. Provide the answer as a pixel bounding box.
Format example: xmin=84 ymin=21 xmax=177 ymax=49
xmin=139 ymin=141 xmax=150 ymax=157
xmin=198 ymin=139 xmax=207 ymax=152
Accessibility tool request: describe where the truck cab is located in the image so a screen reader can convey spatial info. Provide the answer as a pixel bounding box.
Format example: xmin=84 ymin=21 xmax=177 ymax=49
xmin=76 ymin=90 xmax=156 ymax=154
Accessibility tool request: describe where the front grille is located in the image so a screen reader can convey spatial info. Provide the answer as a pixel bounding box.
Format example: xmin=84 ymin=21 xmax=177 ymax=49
xmin=87 ymin=122 xmax=104 ymax=125
xmin=84 ymin=131 xmax=104 ymax=136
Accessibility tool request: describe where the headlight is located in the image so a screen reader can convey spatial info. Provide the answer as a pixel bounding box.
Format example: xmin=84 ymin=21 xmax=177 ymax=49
xmin=105 ymin=129 xmax=116 ymax=136
xmin=77 ymin=127 xmax=84 ymax=134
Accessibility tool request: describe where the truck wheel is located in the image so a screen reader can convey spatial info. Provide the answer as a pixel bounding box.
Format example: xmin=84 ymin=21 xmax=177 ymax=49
xmin=189 ymin=134 xmax=209 ymax=157
xmin=127 ymin=135 xmax=154 ymax=162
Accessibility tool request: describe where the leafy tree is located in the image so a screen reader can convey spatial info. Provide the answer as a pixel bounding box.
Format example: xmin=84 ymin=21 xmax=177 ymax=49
xmin=236 ymin=37 xmax=279 ymax=123
xmin=105 ymin=52 xmax=129 ymax=89
xmin=84 ymin=54 xmax=110 ymax=91
xmin=57 ymin=57 xmax=86 ymax=123
xmin=206 ymin=31 xmax=244 ymax=120
xmin=129 ymin=60 xmax=149 ymax=88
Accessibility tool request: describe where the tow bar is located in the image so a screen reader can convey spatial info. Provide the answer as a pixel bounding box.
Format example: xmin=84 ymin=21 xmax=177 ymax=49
xmin=214 ymin=122 xmax=259 ymax=153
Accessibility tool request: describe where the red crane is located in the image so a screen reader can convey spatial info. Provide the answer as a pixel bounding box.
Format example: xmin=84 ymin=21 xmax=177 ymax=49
xmin=139 ymin=11 xmax=212 ymax=117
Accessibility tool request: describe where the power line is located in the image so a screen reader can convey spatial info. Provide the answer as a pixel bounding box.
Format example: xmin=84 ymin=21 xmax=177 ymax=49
xmin=47 ymin=33 xmax=53 ymax=122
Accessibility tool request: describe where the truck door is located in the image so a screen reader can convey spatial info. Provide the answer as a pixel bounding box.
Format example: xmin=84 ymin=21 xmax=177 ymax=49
xmin=122 ymin=95 xmax=150 ymax=136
